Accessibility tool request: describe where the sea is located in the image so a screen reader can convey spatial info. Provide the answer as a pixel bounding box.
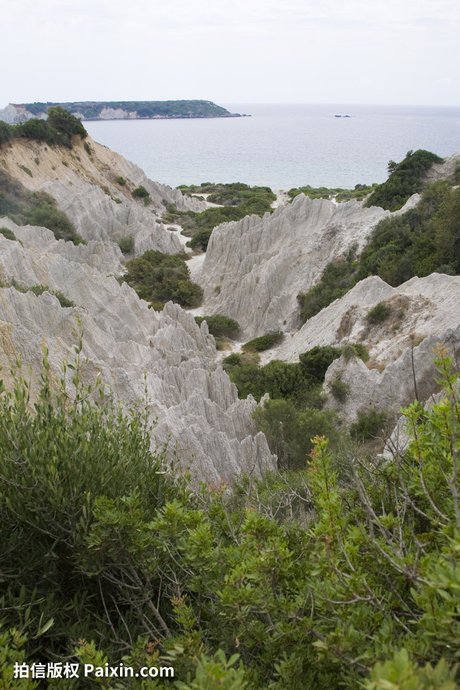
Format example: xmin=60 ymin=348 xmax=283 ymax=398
xmin=84 ymin=103 xmax=460 ymax=190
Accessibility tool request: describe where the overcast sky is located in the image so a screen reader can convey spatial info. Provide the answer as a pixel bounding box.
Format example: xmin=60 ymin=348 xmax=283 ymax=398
xmin=1 ymin=0 xmax=459 ymax=107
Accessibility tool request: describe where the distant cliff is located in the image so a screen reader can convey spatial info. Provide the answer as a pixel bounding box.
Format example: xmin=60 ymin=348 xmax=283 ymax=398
xmin=0 ymin=100 xmax=244 ymax=124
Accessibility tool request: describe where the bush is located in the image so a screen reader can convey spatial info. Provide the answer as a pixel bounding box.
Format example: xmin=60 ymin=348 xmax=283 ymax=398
xmin=253 ymin=398 xmax=338 ymax=469
xmin=24 ymin=196 xmax=82 ymax=244
xmin=132 ymin=185 xmax=150 ymax=199
xmin=27 ymin=284 xmax=75 ymax=307
xmin=330 ymin=375 xmax=349 ymax=402
xmin=299 ymin=345 xmax=342 ymax=383
xmin=194 ymin=314 xmax=240 ymax=339
xmin=350 ymin=407 xmax=387 ymax=441
xmin=118 ymin=235 xmax=135 ymax=254
xmin=124 ymin=250 xmax=203 ymax=308
xmin=367 ymin=301 xmax=391 ymax=324
xmin=0 ymin=120 xmax=13 ymax=145
xmin=0 ymin=226 xmax=16 ymax=241
xmin=115 ymin=176 xmax=126 ymax=185
xmin=365 ymin=149 xmax=443 ymax=211
xmin=242 ymin=331 xmax=284 ymax=352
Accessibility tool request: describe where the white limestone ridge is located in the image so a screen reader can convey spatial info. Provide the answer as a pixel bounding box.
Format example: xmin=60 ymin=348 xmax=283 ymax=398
xmin=264 ymin=272 xmax=460 ymax=423
xmin=0 ymin=220 xmax=276 ymax=485
xmin=197 ymin=194 xmax=390 ymax=339
xmin=0 ymin=136 xmax=205 ymax=253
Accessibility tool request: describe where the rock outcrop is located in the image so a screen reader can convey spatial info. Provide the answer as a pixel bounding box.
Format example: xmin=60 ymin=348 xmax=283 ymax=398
xmin=0 ymin=136 xmax=205 ymax=253
xmin=0 ymin=221 xmax=276 ymax=485
xmin=264 ymin=272 xmax=460 ymax=423
xmin=196 ymin=195 xmax=389 ymax=339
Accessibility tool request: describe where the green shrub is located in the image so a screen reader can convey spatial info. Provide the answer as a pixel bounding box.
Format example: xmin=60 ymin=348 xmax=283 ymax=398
xmin=242 ymin=331 xmax=284 ymax=352
xmin=367 ymin=301 xmax=391 ymax=324
xmin=365 ymin=149 xmax=443 ymax=211
xmin=132 ymin=185 xmax=150 ymax=199
xmin=124 ymin=250 xmax=203 ymax=308
xmin=24 ymin=197 xmax=83 ymax=244
xmin=18 ymin=164 xmax=33 ymax=177
xmin=0 ymin=226 xmax=17 ymax=241
xmin=298 ymin=345 xmax=342 ymax=383
xmin=253 ymin=398 xmax=338 ymax=469
xmin=118 ymin=235 xmax=135 ymax=254
xmin=115 ymin=175 xmax=126 ymax=186
xmin=350 ymin=407 xmax=387 ymax=442
xmin=194 ymin=314 xmax=240 ymax=338
xmin=297 ymin=249 xmax=357 ymax=323
xmin=0 ymin=120 xmax=13 ymax=145
xmin=330 ymin=375 xmax=349 ymax=402
xmin=341 ymin=342 xmax=369 ymax=362
xmin=27 ymin=284 xmax=75 ymax=307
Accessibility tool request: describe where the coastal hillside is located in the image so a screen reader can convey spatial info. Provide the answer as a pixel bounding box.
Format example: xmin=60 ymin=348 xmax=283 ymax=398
xmin=0 ymin=120 xmax=205 ymax=252
xmin=0 ymin=113 xmax=275 ymax=483
xmin=0 ymin=99 xmax=241 ymax=123
xmin=1 ymin=115 xmax=460 ymax=688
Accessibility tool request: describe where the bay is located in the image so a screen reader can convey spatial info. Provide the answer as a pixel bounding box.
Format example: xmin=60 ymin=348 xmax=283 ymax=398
xmin=85 ymin=103 xmax=460 ymax=190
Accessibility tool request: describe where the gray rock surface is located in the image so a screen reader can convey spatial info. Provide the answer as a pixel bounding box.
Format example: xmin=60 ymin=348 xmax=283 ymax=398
xmin=197 ymin=195 xmax=389 ymax=339
xmin=0 ymin=223 xmax=276 ymax=485
xmin=0 ymin=136 xmax=205 ymax=254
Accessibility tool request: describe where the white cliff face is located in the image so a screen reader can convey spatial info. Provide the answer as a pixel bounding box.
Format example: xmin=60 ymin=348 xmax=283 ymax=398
xmin=0 ymin=222 xmax=276 ymax=485
xmin=263 ymin=272 xmax=460 ymax=423
xmin=0 ymin=136 xmax=205 ymax=254
xmin=197 ymin=195 xmax=389 ymax=339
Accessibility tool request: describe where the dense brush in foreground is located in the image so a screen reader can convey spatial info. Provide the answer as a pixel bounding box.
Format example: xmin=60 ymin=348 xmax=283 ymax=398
xmin=0 ymin=350 xmax=459 ymax=689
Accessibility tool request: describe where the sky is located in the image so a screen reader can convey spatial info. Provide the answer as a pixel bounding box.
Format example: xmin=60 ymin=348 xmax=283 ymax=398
xmin=1 ymin=0 xmax=459 ymax=107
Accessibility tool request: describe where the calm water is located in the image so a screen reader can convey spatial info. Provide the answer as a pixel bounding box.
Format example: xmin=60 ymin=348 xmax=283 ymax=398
xmin=85 ymin=103 xmax=460 ymax=190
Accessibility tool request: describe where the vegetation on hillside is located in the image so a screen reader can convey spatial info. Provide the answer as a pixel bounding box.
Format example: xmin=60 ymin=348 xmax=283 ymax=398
xmin=16 ymin=99 xmax=238 ymax=119
xmin=298 ymin=179 xmax=460 ymax=323
xmin=164 ymin=183 xmax=276 ymax=251
xmin=0 ymin=168 xmax=83 ymax=244
xmin=223 ymin=345 xmax=371 ymax=469
xmin=0 ymin=106 xmax=87 ymax=149
xmin=1 ymin=352 xmax=460 ymax=689
xmin=288 ymin=182 xmax=377 ymax=202
xmin=365 ymin=149 xmax=443 ymax=211
xmin=123 ymin=250 xmax=203 ymax=309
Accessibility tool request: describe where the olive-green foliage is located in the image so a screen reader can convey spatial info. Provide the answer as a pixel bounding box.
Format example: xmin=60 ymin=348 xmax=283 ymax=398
xmin=298 ymin=180 xmax=460 ymax=322
xmin=330 ymin=375 xmax=349 ymax=403
xmin=115 ymin=175 xmax=126 ymax=185
xmin=365 ymin=149 xmax=443 ymax=211
xmin=366 ymin=301 xmax=391 ymax=324
xmin=1 ymin=354 xmax=460 ymax=689
xmin=0 ymin=226 xmax=17 ymax=241
xmin=253 ymin=399 xmax=338 ymax=469
xmin=132 ymin=185 xmax=150 ymax=199
xmin=26 ymin=284 xmax=75 ymax=308
xmin=118 ymin=235 xmax=135 ymax=254
xmin=0 ymin=120 xmax=13 ymax=145
xmin=0 ymin=107 xmax=88 ymax=149
xmin=165 ymin=183 xmax=276 ymax=251
xmin=350 ymin=408 xmax=387 ymax=442
xmin=297 ymin=247 xmax=358 ymax=323
xmin=242 ymin=331 xmax=284 ymax=352
xmin=298 ymin=345 xmax=342 ymax=383
xmin=194 ymin=314 xmax=240 ymax=338
xmin=124 ymin=249 xmax=203 ymax=309
xmin=288 ymin=182 xmax=377 ymax=202
xmin=0 ymin=168 xmax=82 ymax=244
